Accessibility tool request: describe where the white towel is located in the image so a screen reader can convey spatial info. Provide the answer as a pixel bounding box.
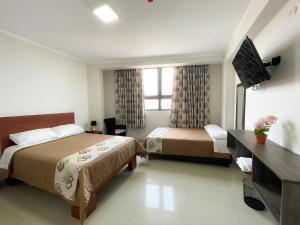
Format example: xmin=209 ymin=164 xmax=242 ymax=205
xmin=237 ymin=157 xmax=252 ymax=173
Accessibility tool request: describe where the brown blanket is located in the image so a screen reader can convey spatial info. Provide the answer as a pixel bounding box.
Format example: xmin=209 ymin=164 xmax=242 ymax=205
xmin=0 ymin=133 xmax=146 ymax=222
xmin=153 ymin=128 xmax=230 ymax=159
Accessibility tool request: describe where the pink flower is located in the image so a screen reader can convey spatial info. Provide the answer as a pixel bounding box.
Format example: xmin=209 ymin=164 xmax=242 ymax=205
xmin=258 ymin=116 xmax=277 ymax=125
xmin=254 ymin=121 xmax=266 ymax=129
xmin=265 ymin=116 xmax=277 ymax=125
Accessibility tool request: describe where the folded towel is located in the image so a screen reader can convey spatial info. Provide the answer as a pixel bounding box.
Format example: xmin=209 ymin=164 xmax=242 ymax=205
xmin=237 ymin=157 xmax=252 ymax=173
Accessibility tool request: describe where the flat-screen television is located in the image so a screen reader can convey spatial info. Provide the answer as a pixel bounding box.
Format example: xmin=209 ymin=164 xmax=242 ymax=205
xmin=232 ymin=36 xmax=271 ymax=89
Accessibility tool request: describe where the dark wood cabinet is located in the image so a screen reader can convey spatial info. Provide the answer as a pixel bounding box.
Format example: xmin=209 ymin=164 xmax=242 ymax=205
xmin=227 ymin=130 xmax=300 ymax=225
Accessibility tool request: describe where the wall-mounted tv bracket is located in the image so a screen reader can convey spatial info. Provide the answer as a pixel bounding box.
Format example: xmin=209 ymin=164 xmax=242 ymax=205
xmin=251 ymin=56 xmax=281 ymax=91
xmin=264 ymin=56 xmax=281 ymax=70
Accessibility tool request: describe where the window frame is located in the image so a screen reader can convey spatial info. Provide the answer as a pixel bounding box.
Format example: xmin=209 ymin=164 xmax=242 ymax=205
xmin=143 ymin=67 xmax=173 ymax=111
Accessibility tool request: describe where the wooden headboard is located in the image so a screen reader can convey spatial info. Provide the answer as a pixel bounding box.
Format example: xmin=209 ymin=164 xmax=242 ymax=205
xmin=0 ymin=112 xmax=75 ymax=153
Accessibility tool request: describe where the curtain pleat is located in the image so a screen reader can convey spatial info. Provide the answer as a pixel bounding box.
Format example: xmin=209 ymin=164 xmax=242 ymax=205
xmin=170 ymin=65 xmax=210 ymax=128
xmin=115 ymin=69 xmax=146 ymax=128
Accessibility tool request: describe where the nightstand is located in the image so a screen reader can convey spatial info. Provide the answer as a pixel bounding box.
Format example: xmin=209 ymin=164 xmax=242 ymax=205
xmin=86 ymin=131 xmax=103 ymax=134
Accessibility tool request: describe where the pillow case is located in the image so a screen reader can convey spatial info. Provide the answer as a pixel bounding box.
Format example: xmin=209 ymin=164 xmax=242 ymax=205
xmin=9 ymin=128 xmax=59 ymax=147
xmin=51 ymin=124 xmax=85 ymax=138
xmin=204 ymin=124 xmax=227 ymax=140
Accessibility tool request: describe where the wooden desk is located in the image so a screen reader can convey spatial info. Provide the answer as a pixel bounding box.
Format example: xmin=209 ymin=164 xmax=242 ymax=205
xmin=227 ymin=130 xmax=300 ymax=225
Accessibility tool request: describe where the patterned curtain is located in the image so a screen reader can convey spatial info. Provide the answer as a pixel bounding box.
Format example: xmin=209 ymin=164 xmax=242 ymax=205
xmin=115 ymin=69 xmax=146 ymax=128
xmin=170 ymin=65 xmax=210 ymax=128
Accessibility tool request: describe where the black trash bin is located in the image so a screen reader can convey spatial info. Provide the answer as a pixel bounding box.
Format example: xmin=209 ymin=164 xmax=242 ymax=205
xmin=243 ymin=178 xmax=265 ymax=210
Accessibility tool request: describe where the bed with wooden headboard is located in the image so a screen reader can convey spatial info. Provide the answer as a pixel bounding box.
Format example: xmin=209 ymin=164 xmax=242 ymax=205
xmin=0 ymin=113 xmax=144 ymax=221
xmin=0 ymin=113 xmax=74 ymax=153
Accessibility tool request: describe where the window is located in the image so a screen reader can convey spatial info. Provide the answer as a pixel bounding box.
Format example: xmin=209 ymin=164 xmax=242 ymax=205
xmin=143 ymin=67 xmax=174 ymax=110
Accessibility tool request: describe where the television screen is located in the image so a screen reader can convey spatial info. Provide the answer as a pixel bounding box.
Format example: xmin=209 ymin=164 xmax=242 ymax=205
xmin=232 ymin=36 xmax=271 ymax=89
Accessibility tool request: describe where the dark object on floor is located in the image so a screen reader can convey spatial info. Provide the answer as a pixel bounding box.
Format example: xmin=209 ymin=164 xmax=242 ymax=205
xmin=149 ymin=153 xmax=231 ymax=167
xmin=243 ymin=178 xmax=265 ymax=210
xmin=5 ymin=177 xmax=22 ymax=186
xmin=104 ymin=118 xmax=126 ymax=136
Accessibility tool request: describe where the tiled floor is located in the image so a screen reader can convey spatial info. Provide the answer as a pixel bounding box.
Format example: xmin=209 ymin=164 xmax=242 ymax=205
xmin=0 ymin=158 xmax=278 ymax=225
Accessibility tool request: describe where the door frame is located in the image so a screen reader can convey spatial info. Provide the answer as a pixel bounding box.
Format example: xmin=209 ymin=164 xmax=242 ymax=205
xmin=235 ymin=83 xmax=246 ymax=130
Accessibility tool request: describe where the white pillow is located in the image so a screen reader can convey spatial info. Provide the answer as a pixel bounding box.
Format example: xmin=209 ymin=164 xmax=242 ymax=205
xmin=204 ymin=124 xmax=227 ymax=140
xmin=51 ymin=124 xmax=85 ymax=138
xmin=9 ymin=128 xmax=60 ymax=147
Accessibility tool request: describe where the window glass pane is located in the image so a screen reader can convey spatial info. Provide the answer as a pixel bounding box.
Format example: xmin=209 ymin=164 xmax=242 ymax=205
xmin=145 ymin=99 xmax=159 ymax=110
xmin=161 ymin=98 xmax=172 ymax=110
xmin=161 ymin=67 xmax=174 ymax=95
xmin=143 ymin=68 xmax=158 ymax=96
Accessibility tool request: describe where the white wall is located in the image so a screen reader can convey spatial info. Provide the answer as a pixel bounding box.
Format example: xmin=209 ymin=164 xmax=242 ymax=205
xmin=87 ymin=65 xmax=105 ymax=131
xmin=225 ymin=0 xmax=269 ymax=59
xmin=245 ymin=0 xmax=300 ymax=154
xmin=221 ymin=60 xmax=236 ymax=129
xmin=208 ymin=64 xmax=223 ymax=126
xmin=0 ymin=31 xmax=89 ymax=127
xmin=103 ymin=70 xmax=116 ymax=118
xmin=103 ymin=64 xmax=223 ymax=140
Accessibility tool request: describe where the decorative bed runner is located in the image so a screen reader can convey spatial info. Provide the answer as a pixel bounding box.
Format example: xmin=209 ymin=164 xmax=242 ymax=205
xmin=54 ymin=136 xmax=130 ymax=200
xmin=146 ymin=127 xmax=169 ymax=153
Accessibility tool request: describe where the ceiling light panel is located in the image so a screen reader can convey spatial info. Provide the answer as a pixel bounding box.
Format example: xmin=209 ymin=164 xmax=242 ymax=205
xmin=93 ymin=4 xmax=119 ymax=23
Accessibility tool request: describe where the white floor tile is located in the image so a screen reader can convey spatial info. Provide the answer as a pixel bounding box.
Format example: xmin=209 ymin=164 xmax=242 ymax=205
xmin=0 ymin=158 xmax=278 ymax=225
xmin=236 ymin=207 xmax=278 ymax=225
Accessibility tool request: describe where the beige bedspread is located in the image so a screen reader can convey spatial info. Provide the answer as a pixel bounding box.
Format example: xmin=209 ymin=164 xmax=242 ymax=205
xmin=0 ymin=133 xmax=145 ymax=223
xmin=148 ymin=128 xmax=230 ymax=159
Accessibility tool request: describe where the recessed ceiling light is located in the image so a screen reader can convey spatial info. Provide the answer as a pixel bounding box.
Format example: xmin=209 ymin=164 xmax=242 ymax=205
xmin=93 ymin=4 xmax=119 ymax=23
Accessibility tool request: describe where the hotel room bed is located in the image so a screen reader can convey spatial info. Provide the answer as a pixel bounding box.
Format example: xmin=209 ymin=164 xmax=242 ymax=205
xmin=0 ymin=113 xmax=145 ymax=223
xmin=145 ymin=126 xmax=230 ymax=164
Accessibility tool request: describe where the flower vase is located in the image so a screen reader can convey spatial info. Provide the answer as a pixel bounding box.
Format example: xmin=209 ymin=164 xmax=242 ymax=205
xmin=255 ymin=134 xmax=267 ymax=144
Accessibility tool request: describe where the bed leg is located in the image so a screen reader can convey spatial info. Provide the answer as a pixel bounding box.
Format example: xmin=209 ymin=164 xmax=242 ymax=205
xmin=71 ymin=192 xmax=96 ymax=220
xmin=128 ymin=155 xmax=137 ymax=171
